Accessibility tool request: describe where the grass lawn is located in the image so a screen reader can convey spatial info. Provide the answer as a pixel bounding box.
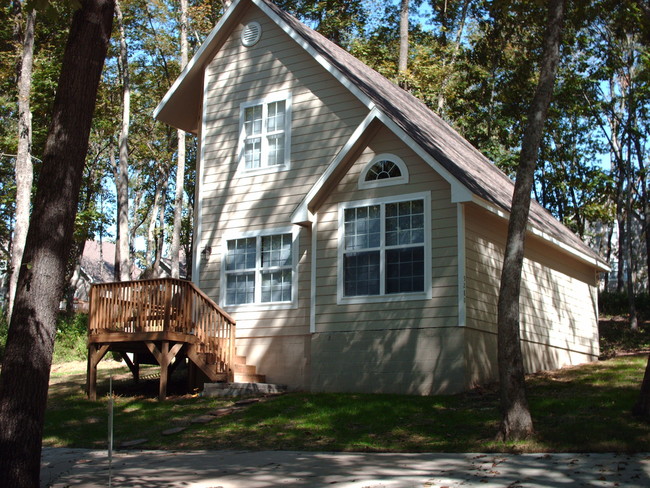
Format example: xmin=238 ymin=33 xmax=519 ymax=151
xmin=44 ymin=353 xmax=650 ymax=453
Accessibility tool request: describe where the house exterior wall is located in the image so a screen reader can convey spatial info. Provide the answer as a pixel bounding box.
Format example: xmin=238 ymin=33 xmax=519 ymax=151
xmin=464 ymin=204 xmax=600 ymax=387
xmin=310 ymin=125 xmax=465 ymax=394
xmin=196 ymin=5 xmax=368 ymax=389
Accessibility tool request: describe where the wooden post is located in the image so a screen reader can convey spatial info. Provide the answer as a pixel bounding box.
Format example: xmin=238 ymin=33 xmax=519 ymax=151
xmin=145 ymin=340 xmax=183 ymax=401
xmin=159 ymin=341 xmax=169 ymax=401
xmin=87 ymin=343 xmax=109 ymax=401
xmin=119 ymin=352 xmax=140 ymax=383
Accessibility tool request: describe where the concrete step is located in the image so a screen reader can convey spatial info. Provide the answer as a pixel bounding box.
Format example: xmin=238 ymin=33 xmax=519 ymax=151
xmin=202 ymin=382 xmax=287 ymax=397
xmin=234 ymin=372 xmax=266 ymax=383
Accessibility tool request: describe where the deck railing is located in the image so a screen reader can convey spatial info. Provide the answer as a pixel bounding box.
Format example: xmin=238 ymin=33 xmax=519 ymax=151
xmin=88 ymin=278 xmax=236 ymax=371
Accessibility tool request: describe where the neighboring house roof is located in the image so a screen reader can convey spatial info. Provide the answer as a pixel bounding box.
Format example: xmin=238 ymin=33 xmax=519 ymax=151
xmin=154 ymin=0 xmax=608 ymax=271
xmin=159 ymin=257 xmax=188 ymax=280
xmin=80 ymin=240 xmax=117 ymax=283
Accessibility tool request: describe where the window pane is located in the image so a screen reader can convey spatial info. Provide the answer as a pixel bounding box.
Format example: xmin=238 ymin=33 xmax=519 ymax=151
xmin=267 ymin=134 xmax=285 ymax=166
xmin=385 ymin=247 xmax=425 ymax=294
xmin=226 ymin=272 xmax=255 ymax=304
xmin=386 ymin=200 xmax=425 ymax=246
xmin=344 ymin=251 xmax=380 ymax=296
xmin=261 ymin=269 xmax=292 ymax=302
xmin=261 ymin=233 xmax=292 ymax=268
xmin=266 ymin=101 xmax=285 ymax=132
xmin=226 ymin=238 xmax=256 ymax=271
xmin=245 ymin=138 xmax=261 ymax=169
xmin=365 ymin=160 xmax=401 ymax=181
xmin=244 ymin=105 xmax=262 ymax=135
xmin=344 ymin=205 xmax=380 ymax=250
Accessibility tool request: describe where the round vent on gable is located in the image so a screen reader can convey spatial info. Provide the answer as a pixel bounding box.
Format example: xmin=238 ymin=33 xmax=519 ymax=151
xmin=241 ymin=21 xmax=262 ymax=47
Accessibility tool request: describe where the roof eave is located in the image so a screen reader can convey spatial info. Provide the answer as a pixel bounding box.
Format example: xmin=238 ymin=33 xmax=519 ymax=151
xmin=470 ymin=196 xmax=610 ymax=272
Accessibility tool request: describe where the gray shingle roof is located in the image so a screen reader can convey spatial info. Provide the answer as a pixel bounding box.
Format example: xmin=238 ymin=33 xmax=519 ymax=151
xmin=261 ymin=0 xmax=604 ymax=265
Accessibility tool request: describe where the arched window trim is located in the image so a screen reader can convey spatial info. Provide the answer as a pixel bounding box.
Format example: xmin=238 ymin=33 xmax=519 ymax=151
xmin=358 ymin=153 xmax=409 ymax=189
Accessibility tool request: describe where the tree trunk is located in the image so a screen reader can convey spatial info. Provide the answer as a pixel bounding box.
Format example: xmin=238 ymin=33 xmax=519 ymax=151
xmin=497 ymin=0 xmax=565 ymax=442
xmin=116 ymin=0 xmax=131 ymax=281
xmin=154 ymin=177 xmax=169 ymax=272
xmin=7 ymin=5 xmax=36 ymax=322
xmin=634 ymin=353 xmax=650 ymax=417
xmin=147 ymin=179 xmax=162 ymax=268
xmin=171 ymin=0 xmax=189 ymax=279
xmin=0 ymin=2 xmax=114 ymax=486
xmin=398 ymin=0 xmax=409 ymax=76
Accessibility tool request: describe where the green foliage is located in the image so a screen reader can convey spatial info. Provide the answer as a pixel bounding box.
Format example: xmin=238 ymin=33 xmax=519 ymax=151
xmin=599 ymin=291 xmax=650 ymax=319
xmin=52 ymin=313 xmax=88 ymax=364
xmin=599 ymin=317 xmax=650 ymax=358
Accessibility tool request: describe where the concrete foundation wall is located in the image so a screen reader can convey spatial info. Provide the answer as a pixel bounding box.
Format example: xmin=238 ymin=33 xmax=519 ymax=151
xmin=235 ymin=334 xmax=311 ymax=390
xmin=311 ymin=327 xmax=467 ymax=395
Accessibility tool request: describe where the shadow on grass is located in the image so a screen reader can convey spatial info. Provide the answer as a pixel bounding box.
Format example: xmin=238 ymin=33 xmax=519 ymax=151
xmin=44 ymin=355 xmax=650 ymax=453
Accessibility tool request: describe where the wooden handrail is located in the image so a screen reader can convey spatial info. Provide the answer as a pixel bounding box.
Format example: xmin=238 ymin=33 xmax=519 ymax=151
xmin=88 ymin=278 xmax=236 ymax=374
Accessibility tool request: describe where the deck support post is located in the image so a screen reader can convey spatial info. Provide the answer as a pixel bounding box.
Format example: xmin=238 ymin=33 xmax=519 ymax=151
xmin=144 ymin=341 xmax=183 ymax=401
xmin=119 ymin=352 xmax=140 ymax=383
xmin=86 ymin=344 xmax=110 ymax=401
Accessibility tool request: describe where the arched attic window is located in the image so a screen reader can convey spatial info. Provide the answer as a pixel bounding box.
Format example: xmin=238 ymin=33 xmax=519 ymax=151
xmin=358 ymin=154 xmax=409 ymax=189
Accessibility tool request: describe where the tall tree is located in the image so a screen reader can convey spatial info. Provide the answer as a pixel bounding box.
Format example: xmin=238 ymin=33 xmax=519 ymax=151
xmin=496 ymin=0 xmax=565 ymax=441
xmin=0 ymin=1 xmax=114 ymax=485
xmin=171 ymin=0 xmax=189 ymax=279
xmin=398 ymin=0 xmax=409 ymax=76
xmin=114 ymin=0 xmax=130 ymax=281
xmin=6 ymin=2 xmax=35 ymax=321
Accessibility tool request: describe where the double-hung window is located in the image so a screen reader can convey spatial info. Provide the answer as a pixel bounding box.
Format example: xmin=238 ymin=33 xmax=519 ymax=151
xmin=223 ymin=229 xmax=296 ymax=307
xmin=339 ymin=192 xmax=431 ymax=303
xmin=240 ymin=93 xmax=291 ymax=173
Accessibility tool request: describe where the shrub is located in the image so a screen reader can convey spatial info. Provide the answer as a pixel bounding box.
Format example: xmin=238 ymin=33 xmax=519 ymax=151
xmin=52 ymin=313 xmax=88 ymax=364
xmin=599 ymin=291 xmax=650 ymax=320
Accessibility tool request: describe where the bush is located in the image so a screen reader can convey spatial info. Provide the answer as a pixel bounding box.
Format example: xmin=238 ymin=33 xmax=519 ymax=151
xmin=52 ymin=313 xmax=88 ymax=364
xmin=599 ymin=291 xmax=650 ymax=320
xmin=599 ymin=318 xmax=650 ymax=358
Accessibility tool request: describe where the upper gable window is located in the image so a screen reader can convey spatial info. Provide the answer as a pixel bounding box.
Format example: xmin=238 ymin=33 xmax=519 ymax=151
xmin=239 ymin=93 xmax=291 ymax=175
xmin=358 ymin=154 xmax=409 ymax=189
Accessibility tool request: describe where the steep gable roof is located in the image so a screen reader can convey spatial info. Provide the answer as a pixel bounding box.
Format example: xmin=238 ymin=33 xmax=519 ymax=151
xmin=154 ymin=0 xmax=607 ymax=270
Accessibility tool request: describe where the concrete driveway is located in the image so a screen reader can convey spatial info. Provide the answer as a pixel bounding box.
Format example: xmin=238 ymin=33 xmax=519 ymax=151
xmin=42 ymin=448 xmax=650 ymax=487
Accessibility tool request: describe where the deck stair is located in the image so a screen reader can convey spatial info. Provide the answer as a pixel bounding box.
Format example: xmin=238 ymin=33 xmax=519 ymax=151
xmin=86 ymin=278 xmax=263 ymax=400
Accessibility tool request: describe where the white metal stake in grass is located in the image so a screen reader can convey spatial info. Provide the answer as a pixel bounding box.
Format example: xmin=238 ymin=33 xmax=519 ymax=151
xmin=108 ymin=375 xmax=114 ymax=487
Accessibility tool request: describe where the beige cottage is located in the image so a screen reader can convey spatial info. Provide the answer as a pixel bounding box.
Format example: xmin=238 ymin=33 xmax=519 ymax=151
xmin=155 ymin=0 xmax=609 ymax=395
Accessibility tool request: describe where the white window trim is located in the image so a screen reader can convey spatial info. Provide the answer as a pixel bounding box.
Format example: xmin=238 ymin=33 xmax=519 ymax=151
xmin=337 ymin=191 xmax=432 ymax=305
xmin=237 ymin=91 xmax=292 ymax=176
xmin=221 ymin=226 xmax=299 ymax=311
xmin=358 ymin=153 xmax=409 ymax=189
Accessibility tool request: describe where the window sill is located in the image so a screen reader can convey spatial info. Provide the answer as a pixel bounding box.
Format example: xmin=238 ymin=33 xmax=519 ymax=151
xmin=337 ymin=291 xmax=432 ymax=306
xmin=224 ymin=301 xmax=297 ymax=313
xmin=236 ymin=164 xmax=289 ymax=178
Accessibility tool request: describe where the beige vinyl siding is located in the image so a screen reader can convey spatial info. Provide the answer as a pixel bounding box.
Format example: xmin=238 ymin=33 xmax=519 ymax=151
xmin=464 ymin=204 xmax=599 ymax=366
xmin=314 ymin=126 xmax=459 ymax=333
xmin=197 ymin=3 xmax=367 ymax=342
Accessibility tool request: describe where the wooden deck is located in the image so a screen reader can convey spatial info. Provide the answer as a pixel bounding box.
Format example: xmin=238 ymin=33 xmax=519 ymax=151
xmin=86 ymin=278 xmax=237 ymax=400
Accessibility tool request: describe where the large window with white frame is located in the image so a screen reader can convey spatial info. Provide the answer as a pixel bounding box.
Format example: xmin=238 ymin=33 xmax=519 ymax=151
xmin=239 ymin=93 xmax=291 ymax=174
xmin=222 ymin=228 xmax=297 ymax=307
xmin=338 ymin=192 xmax=431 ymax=303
